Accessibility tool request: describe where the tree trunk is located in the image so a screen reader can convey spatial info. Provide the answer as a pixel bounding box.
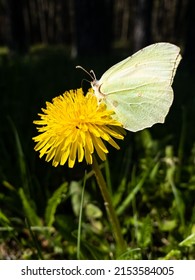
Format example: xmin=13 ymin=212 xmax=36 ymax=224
xmin=184 ymin=0 xmax=195 ymax=66
xmin=74 ymin=0 xmax=113 ymax=55
xmin=5 ymin=0 xmax=27 ymax=53
xmin=133 ymin=0 xmax=153 ymax=51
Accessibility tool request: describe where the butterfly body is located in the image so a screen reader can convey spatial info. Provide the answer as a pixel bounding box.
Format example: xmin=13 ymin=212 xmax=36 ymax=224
xmin=91 ymin=79 xmax=105 ymax=100
xmin=89 ymin=42 xmax=181 ymax=132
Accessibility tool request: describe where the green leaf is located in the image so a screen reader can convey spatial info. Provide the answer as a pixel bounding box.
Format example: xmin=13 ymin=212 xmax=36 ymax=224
xmin=45 ymin=181 xmax=68 ymax=227
xmin=18 ymin=188 xmax=41 ymax=226
xmin=116 ymin=169 xmax=149 ymax=216
xmin=162 ymin=250 xmax=181 ymax=260
xmin=179 ymin=233 xmax=195 ymax=247
xmin=159 ymin=219 xmax=177 ymax=231
xmin=0 ymin=210 xmax=10 ymax=224
xmin=70 ymin=181 xmax=89 ymax=217
xmin=85 ymin=203 xmax=103 ymax=219
xmin=137 ymin=215 xmax=153 ymax=248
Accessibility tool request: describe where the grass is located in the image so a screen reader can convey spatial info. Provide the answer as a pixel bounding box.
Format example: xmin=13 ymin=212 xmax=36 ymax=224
xmin=0 ymin=45 xmax=195 ymax=259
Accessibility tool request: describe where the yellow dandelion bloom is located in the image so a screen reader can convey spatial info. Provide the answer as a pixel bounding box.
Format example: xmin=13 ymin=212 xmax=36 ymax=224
xmin=33 ymin=88 xmax=125 ymax=168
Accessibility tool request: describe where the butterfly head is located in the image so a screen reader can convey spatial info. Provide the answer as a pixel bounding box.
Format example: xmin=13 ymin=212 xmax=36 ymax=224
xmin=76 ymin=65 xmax=105 ymax=101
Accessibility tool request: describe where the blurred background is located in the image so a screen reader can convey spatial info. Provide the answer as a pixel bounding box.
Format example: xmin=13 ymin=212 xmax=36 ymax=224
xmin=0 ymin=0 xmax=195 ymax=260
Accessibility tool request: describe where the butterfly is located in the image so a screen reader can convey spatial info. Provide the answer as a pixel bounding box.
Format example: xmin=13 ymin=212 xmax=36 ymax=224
xmin=77 ymin=42 xmax=182 ymax=132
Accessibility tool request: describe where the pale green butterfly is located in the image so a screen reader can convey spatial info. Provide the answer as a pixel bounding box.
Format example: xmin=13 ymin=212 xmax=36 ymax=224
xmin=77 ymin=43 xmax=181 ymax=132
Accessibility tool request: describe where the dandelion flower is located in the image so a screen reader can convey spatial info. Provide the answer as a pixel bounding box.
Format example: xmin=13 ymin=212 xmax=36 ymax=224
xmin=33 ymin=88 xmax=125 ymax=168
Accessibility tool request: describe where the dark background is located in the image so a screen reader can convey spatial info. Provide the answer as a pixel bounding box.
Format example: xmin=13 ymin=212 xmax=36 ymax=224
xmin=1 ymin=0 xmax=195 ymax=56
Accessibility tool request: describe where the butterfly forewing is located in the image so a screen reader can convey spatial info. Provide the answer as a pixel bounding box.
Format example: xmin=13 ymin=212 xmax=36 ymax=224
xmin=97 ymin=43 xmax=181 ymax=131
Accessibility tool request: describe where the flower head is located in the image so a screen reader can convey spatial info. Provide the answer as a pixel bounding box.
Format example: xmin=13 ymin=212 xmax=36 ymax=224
xmin=33 ymin=88 xmax=125 ymax=168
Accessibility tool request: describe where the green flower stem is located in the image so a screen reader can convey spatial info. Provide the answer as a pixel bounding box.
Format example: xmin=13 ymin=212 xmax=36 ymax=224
xmin=92 ymin=155 xmax=126 ymax=254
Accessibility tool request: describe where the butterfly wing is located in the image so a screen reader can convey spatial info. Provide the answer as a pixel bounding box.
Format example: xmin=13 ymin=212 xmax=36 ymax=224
xmin=98 ymin=43 xmax=181 ymax=132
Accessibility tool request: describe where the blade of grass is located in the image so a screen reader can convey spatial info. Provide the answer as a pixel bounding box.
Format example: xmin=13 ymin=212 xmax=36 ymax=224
xmin=176 ymin=106 xmax=187 ymax=183
xmin=116 ymin=166 xmax=152 ymax=216
xmin=179 ymin=233 xmax=195 ymax=247
xmin=25 ymin=218 xmax=44 ymax=260
xmin=77 ymin=171 xmax=87 ymax=260
xmin=8 ymin=117 xmax=30 ymax=196
xmin=165 ymin=146 xmax=185 ymax=226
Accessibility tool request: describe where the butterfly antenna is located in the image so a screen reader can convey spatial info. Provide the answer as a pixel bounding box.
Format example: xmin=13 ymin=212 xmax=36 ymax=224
xmin=76 ymin=65 xmax=95 ymax=80
xmin=81 ymin=78 xmax=91 ymax=87
xmin=90 ymin=70 xmax=96 ymax=80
